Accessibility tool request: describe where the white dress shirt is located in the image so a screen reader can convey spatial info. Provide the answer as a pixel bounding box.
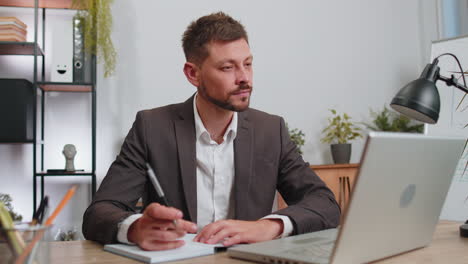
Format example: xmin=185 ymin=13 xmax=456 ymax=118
xmin=193 ymin=95 xmax=237 ymax=231
xmin=117 ymin=95 xmax=292 ymax=243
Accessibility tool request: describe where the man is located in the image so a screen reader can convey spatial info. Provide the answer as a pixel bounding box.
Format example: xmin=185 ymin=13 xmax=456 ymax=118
xmin=83 ymin=12 xmax=340 ymax=251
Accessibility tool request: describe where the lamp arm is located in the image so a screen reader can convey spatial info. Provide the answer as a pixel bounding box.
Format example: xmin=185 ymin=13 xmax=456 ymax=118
xmin=438 ymin=75 xmax=468 ymax=94
xmin=433 ymin=53 xmax=468 ymax=94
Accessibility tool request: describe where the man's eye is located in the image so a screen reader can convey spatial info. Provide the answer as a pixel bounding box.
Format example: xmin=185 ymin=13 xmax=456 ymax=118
xmin=245 ymin=63 xmax=252 ymax=67
xmin=222 ymin=66 xmax=233 ymax=71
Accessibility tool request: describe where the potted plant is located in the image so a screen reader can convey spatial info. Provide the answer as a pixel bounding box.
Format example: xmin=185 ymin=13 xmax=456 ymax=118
xmin=0 ymin=193 xmax=22 ymax=222
xmin=321 ymin=109 xmax=363 ymax=164
xmin=363 ymin=106 xmax=424 ymax=133
xmin=72 ymin=0 xmax=116 ymax=77
xmin=287 ymin=124 xmax=305 ymax=154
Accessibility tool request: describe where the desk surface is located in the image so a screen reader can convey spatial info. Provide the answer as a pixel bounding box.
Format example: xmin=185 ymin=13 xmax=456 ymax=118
xmin=50 ymin=221 xmax=468 ymax=264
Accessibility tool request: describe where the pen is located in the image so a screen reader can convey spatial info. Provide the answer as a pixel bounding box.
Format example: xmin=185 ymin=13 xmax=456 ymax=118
xmin=15 ymin=186 xmax=77 ymax=264
xmin=45 ymin=185 xmax=77 ymax=226
xmin=31 ymin=196 xmax=48 ymax=225
xmin=146 ymin=162 xmax=178 ymax=228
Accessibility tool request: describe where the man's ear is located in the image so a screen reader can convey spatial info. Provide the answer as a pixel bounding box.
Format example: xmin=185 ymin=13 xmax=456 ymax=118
xmin=183 ymin=62 xmax=200 ymax=87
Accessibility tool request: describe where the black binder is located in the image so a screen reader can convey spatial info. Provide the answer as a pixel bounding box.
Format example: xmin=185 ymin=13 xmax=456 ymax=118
xmin=0 ymin=79 xmax=34 ymax=142
xmin=73 ymin=15 xmax=85 ymax=83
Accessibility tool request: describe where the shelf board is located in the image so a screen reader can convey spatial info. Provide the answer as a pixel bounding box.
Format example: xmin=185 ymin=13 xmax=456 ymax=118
xmin=0 ymin=42 xmax=44 ymax=56
xmin=0 ymin=0 xmax=84 ymax=9
xmin=0 ymin=140 xmax=44 ymax=145
xmin=310 ymin=163 xmax=360 ymax=169
xmin=36 ymin=171 xmax=94 ymax=176
xmin=0 ymin=140 xmax=34 ymax=144
xmin=37 ymin=82 xmax=93 ymax=92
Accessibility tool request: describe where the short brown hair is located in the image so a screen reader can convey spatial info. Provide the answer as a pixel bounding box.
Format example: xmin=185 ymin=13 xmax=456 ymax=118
xmin=182 ymin=12 xmax=248 ymax=65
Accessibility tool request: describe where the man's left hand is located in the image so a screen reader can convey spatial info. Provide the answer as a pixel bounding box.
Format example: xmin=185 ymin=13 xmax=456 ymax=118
xmin=193 ymin=219 xmax=283 ymax=246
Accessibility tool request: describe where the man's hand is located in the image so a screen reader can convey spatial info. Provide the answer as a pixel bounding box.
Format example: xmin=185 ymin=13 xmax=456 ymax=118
xmin=128 ymin=203 xmax=198 ymax=251
xmin=193 ymin=219 xmax=283 ymax=246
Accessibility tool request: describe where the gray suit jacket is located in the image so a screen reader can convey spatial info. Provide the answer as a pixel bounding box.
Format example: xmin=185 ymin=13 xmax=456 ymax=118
xmin=83 ymin=96 xmax=340 ymax=244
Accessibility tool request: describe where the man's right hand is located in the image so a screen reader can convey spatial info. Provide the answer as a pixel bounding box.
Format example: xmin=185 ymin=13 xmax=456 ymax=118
xmin=127 ymin=203 xmax=198 ymax=251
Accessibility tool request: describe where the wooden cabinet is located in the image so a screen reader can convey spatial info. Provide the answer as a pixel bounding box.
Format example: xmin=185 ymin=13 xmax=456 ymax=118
xmin=278 ymin=163 xmax=359 ymax=211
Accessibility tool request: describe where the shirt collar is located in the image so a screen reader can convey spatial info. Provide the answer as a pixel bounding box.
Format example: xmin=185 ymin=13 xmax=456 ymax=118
xmin=193 ymin=93 xmax=238 ymax=143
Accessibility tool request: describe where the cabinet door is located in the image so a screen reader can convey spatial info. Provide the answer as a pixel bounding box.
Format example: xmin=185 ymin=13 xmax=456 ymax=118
xmin=312 ymin=168 xmax=340 ymax=201
xmin=315 ymin=167 xmax=357 ymax=211
xmin=277 ymin=166 xmax=358 ymax=211
xmin=276 ymin=170 xmax=339 ymax=210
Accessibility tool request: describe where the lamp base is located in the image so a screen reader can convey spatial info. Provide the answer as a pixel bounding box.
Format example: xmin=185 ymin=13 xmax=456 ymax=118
xmin=460 ymin=220 xmax=468 ymax=238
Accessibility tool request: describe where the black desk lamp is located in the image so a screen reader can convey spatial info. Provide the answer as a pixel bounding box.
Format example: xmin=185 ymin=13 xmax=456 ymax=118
xmin=390 ymin=53 xmax=468 ymax=124
xmin=390 ymin=53 xmax=468 ymax=237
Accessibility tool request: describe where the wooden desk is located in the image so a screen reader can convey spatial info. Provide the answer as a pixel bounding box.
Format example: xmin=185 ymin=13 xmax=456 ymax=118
xmin=50 ymin=221 xmax=467 ymax=264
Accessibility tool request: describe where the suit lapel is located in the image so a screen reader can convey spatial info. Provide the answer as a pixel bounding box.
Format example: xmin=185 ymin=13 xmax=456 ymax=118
xmin=234 ymin=110 xmax=253 ymax=220
xmin=174 ymin=96 xmax=197 ymax=222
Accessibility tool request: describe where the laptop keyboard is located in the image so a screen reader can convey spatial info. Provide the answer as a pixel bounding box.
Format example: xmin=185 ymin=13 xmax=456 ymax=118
xmin=278 ymin=240 xmax=334 ymax=263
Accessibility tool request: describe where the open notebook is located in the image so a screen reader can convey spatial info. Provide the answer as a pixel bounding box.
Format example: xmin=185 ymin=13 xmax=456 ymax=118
xmin=104 ymin=233 xmax=226 ymax=263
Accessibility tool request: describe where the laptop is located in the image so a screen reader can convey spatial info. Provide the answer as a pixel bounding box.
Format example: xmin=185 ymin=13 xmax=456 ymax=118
xmin=228 ymin=132 xmax=465 ymax=264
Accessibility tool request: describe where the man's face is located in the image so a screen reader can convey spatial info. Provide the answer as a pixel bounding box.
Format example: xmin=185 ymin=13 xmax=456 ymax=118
xmin=197 ymin=38 xmax=253 ymax=112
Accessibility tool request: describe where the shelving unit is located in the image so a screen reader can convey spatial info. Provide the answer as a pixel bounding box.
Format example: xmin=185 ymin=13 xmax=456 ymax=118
xmin=0 ymin=0 xmax=97 ymax=211
xmin=0 ymin=0 xmax=84 ymax=9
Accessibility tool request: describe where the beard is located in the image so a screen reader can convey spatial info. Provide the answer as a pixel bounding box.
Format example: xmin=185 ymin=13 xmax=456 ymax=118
xmin=198 ymin=82 xmax=252 ymax=112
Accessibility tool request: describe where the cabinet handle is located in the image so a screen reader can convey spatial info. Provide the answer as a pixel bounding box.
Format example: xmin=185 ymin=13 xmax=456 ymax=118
xmin=341 ymin=176 xmax=352 ymax=210
xmin=339 ymin=176 xmax=352 ymax=210
xmin=345 ymin=176 xmax=351 ymax=198
xmin=338 ymin=177 xmax=343 ymax=208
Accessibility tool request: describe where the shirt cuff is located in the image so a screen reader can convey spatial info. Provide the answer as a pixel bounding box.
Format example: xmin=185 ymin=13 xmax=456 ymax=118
xmin=117 ymin=213 xmax=143 ymax=244
xmin=262 ymin=214 xmax=293 ymax=238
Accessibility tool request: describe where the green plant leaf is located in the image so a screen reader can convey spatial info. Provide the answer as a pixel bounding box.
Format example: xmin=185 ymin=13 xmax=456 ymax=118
xmin=0 ymin=193 xmax=22 ymax=222
xmin=73 ymin=0 xmax=116 ymax=77
xmin=287 ymin=123 xmax=306 ymax=154
xmin=363 ymin=106 xmax=424 ymax=133
xmin=321 ymin=109 xmax=363 ymax=144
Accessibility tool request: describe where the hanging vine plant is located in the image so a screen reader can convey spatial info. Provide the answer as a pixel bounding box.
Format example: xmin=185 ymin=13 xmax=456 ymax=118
xmin=72 ymin=0 xmax=116 ymax=77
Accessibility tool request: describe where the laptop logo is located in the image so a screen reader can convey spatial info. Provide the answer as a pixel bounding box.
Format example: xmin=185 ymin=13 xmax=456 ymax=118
xmin=400 ymin=184 xmax=416 ymax=208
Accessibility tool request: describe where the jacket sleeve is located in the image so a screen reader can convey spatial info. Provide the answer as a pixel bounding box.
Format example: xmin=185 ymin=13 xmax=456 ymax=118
xmin=273 ymin=117 xmax=341 ymax=235
xmin=82 ymin=111 xmax=149 ymax=244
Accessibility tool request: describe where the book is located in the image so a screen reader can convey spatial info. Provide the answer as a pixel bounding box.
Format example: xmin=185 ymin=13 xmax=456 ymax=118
xmin=104 ymin=234 xmax=227 ymax=263
xmin=0 ymin=33 xmax=26 ymax=42
xmin=0 ymin=29 xmax=26 ymax=39
xmin=0 ymin=17 xmax=27 ymax=29
xmin=0 ymin=24 xmax=27 ymax=35
xmin=0 ymin=21 xmax=27 ymax=29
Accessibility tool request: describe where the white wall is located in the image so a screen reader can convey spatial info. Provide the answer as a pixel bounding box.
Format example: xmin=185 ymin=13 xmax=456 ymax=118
xmin=109 ymin=0 xmax=438 ymax=163
xmin=0 ymin=0 xmax=440 ymax=238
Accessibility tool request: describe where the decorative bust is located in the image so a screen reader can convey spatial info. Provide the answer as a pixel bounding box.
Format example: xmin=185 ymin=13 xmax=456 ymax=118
xmin=63 ymin=144 xmax=77 ymax=172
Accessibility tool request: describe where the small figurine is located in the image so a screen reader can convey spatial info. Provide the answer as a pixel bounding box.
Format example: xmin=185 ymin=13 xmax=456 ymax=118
xmin=63 ymin=144 xmax=77 ymax=172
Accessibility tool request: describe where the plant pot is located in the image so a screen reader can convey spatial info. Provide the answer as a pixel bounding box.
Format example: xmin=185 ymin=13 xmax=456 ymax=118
xmin=331 ymin=143 xmax=351 ymax=164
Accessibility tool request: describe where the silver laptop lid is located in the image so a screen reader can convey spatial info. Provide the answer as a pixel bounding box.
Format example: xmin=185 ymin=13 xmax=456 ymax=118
xmin=331 ymin=132 xmax=465 ymax=263
xmin=228 ymin=132 xmax=465 ymax=264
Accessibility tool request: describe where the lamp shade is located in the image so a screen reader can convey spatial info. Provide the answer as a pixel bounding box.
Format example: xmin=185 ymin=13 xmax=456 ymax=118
xmin=390 ymin=63 xmax=441 ymax=124
xmin=390 ymin=79 xmax=440 ymax=124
